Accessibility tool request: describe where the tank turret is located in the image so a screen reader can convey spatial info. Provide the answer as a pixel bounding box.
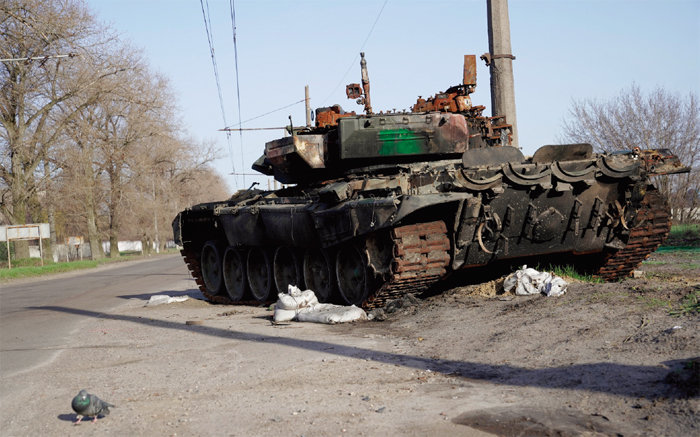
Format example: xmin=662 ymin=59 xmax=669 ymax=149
xmin=253 ymin=54 xmax=510 ymax=185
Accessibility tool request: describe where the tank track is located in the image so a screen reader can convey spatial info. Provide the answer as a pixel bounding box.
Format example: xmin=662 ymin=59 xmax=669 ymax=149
xmin=180 ymin=220 xmax=451 ymax=309
xmin=362 ymin=221 xmax=451 ymax=309
xmin=594 ymin=187 xmax=671 ymax=281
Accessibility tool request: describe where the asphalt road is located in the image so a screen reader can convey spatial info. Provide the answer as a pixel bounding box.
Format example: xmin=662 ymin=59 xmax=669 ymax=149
xmin=0 ymin=255 xmax=193 ymax=377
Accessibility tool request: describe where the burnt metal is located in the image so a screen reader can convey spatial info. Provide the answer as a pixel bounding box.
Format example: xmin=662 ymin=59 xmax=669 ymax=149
xmin=173 ymin=54 xmax=688 ymax=309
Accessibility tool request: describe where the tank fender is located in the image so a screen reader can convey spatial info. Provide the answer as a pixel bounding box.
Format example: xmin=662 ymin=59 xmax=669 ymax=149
xmin=312 ymin=198 xmax=400 ymax=247
xmin=311 ymin=193 xmax=469 ymax=247
xmin=392 ymin=193 xmax=472 ymax=224
xmin=462 ymin=146 xmax=524 ymax=168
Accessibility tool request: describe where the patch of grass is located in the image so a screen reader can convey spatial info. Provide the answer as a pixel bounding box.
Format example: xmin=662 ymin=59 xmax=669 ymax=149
xmin=678 ymin=263 xmax=700 ymax=270
xmin=539 ymin=263 xmax=604 ymax=283
xmin=0 ymin=253 xmax=153 ymax=281
xmin=670 ymin=223 xmax=699 ymax=237
xmin=638 ymin=295 xmax=674 ymax=310
xmin=669 ymin=289 xmax=700 ymax=317
xmin=656 ymin=246 xmax=700 ymax=254
xmin=0 ymin=260 xmax=100 ymax=280
xmin=642 ymin=260 xmax=667 ymax=265
xmin=664 ymin=224 xmax=700 ymax=247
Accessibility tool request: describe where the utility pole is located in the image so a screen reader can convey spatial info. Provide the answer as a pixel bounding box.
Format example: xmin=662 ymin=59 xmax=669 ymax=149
xmin=305 ymin=85 xmax=312 ymax=127
xmin=486 ymin=0 xmax=518 ymax=147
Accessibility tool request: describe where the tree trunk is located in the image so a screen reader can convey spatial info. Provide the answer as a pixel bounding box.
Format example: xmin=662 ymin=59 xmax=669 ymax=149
xmin=108 ymin=164 xmax=122 ymax=258
xmin=86 ymin=187 xmax=103 ymax=260
xmin=44 ymin=161 xmax=56 ymax=261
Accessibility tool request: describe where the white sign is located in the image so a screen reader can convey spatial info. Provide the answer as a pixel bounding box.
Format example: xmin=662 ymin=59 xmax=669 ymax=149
xmin=0 ymin=224 xmax=50 ymax=242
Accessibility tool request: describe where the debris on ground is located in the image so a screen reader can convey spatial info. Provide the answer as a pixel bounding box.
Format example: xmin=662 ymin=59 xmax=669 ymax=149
xmin=273 ymin=285 xmax=367 ymax=324
xmin=145 ymin=295 xmax=190 ymax=306
xmin=503 ymin=265 xmax=568 ymax=297
xmin=368 ymin=294 xmax=422 ymax=321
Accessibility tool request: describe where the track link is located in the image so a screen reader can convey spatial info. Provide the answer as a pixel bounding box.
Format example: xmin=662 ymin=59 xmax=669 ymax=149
xmin=362 ymin=221 xmax=451 ymax=309
xmin=594 ymin=187 xmax=671 ymax=281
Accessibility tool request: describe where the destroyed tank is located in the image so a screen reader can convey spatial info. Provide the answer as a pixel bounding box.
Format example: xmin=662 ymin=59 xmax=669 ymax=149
xmin=173 ymin=54 xmax=689 ymax=308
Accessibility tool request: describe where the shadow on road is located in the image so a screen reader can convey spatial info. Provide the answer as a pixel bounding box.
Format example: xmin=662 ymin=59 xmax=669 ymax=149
xmin=31 ymin=304 xmax=686 ymax=400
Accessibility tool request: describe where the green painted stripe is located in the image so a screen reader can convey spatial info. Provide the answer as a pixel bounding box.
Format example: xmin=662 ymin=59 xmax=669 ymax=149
xmin=377 ymin=129 xmax=425 ymax=155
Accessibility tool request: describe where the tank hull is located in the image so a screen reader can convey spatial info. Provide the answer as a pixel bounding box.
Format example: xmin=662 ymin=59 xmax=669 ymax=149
xmin=173 ymin=146 xmax=675 ymax=308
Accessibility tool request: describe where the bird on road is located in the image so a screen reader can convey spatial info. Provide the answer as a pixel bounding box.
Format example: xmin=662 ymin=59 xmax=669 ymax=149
xmin=71 ymin=389 xmax=115 ymax=424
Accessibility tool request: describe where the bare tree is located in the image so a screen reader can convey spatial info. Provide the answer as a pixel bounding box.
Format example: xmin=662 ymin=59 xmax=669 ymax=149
xmin=2 ymin=1 xmax=232 ymax=262
xmin=0 ymin=0 xmax=122 ymax=256
xmin=561 ymin=85 xmax=699 ymax=223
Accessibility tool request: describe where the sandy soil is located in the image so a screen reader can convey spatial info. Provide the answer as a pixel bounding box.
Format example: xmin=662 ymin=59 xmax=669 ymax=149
xmin=2 ymin=250 xmax=698 ymax=436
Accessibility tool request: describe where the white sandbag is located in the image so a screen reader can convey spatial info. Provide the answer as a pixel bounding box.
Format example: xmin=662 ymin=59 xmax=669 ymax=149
xmin=543 ymin=276 xmax=568 ymax=297
xmin=145 ymin=294 xmax=189 ymax=306
xmin=273 ymin=306 xmax=298 ymax=322
xmin=296 ymin=304 xmax=367 ymax=324
xmin=276 ymin=285 xmax=319 ymax=310
xmin=273 ymin=285 xmax=367 ymax=324
xmin=503 ymin=265 xmax=568 ymax=297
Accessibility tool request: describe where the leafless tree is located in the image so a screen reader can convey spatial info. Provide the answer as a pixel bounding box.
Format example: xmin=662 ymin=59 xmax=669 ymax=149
xmin=2 ymin=0 xmax=231 ymax=261
xmin=561 ymin=85 xmax=699 ymax=223
xmin=0 ymin=0 xmax=123 ymax=256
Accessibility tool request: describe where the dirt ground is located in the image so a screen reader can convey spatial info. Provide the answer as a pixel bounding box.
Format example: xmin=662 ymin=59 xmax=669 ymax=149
xmin=2 ymin=249 xmax=698 ymax=436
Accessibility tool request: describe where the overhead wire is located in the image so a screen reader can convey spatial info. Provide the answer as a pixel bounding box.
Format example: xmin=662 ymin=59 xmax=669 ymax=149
xmin=199 ymin=0 xmax=238 ymax=187
xmin=229 ymin=0 xmax=246 ymax=187
xmin=321 ymin=0 xmax=389 ymax=106
xmin=225 ymin=99 xmax=305 ymax=129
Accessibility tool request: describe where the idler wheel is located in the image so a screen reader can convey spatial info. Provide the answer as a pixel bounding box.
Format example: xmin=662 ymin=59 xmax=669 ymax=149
xmin=247 ymin=247 xmax=273 ymax=302
xmin=273 ymin=247 xmax=304 ymax=294
xmin=222 ymin=247 xmax=248 ymax=301
xmin=303 ymin=248 xmax=336 ymax=303
xmin=201 ymin=241 xmax=224 ymax=295
xmin=335 ymin=244 xmax=370 ymax=306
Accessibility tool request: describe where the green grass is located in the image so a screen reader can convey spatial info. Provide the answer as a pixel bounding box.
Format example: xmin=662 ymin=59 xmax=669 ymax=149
xmin=663 ymin=224 xmax=700 ymax=248
xmin=669 ymin=289 xmax=700 ymax=317
xmin=669 ymin=223 xmax=699 ymax=237
xmin=537 ymin=263 xmax=604 ymax=283
xmin=642 ymin=260 xmax=667 ymax=265
xmin=637 ymin=295 xmax=674 ymax=310
xmin=655 ymin=246 xmax=700 ymax=254
xmin=0 ymin=251 xmax=178 ymax=281
xmin=0 ymin=259 xmax=103 ymax=280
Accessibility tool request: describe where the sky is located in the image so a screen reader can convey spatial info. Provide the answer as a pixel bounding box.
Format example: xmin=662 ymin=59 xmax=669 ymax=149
xmin=85 ymin=0 xmax=700 ymax=193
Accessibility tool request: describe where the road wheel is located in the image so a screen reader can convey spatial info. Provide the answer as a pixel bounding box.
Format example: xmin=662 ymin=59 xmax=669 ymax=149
xmin=247 ymin=247 xmax=273 ymax=302
xmin=335 ymin=244 xmax=370 ymax=306
xmin=273 ymin=247 xmax=304 ymax=294
xmin=201 ymin=241 xmax=224 ymax=295
xmin=303 ymin=248 xmax=336 ymax=303
xmin=223 ymin=247 xmax=247 ymax=301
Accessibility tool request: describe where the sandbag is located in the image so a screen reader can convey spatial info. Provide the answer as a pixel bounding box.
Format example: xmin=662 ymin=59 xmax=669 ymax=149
xmin=503 ymin=265 xmax=568 ymax=297
xmin=273 ymin=285 xmax=367 ymax=324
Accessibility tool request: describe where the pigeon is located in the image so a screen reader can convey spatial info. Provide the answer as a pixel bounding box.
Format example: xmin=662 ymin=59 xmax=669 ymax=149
xmin=71 ymin=389 xmax=115 ymax=424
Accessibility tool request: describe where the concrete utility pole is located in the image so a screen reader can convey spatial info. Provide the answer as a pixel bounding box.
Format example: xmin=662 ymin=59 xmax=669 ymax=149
xmin=305 ymin=85 xmax=312 ymax=127
xmin=486 ymin=0 xmax=519 ymax=147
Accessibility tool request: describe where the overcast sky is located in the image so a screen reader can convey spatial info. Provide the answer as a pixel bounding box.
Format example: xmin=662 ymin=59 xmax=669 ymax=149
xmin=86 ymin=0 xmax=700 ymax=193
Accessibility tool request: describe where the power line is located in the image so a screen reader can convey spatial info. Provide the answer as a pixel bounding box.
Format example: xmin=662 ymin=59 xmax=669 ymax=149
xmin=322 ymin=0 xmax=389 ymax=106
xmin=229 ymin=0 xmax=246 ymax=187
xmin=224 ymin=99 xmax=305 ymax=129
xmin=199 ymin=0 xmax=238 ymax=188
